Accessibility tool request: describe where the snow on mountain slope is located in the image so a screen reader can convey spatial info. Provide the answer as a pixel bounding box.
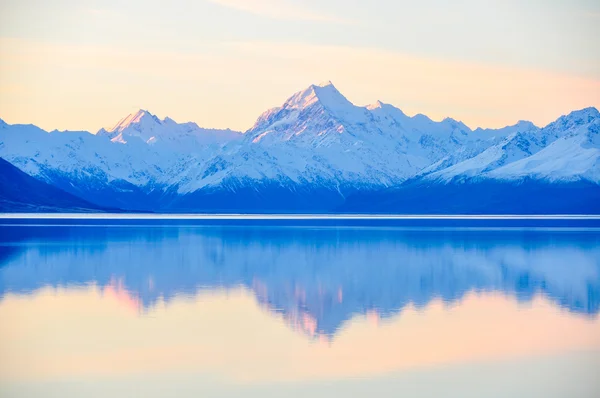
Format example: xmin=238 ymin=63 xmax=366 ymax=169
xmin=0 ymin=110 xmax=242 ymax=189
xmin=0 ymin=120 xmax=164 ymax=186
xmin=423 ymin=108 xmax=599 ymax=183
xmin=173 ymin=82 xmax=536 ymax=195
xmin=97 ymin=109 xmax=241 ymax=148
xmin=472 ymin=120 xmax=538 ymax=139
xmin=488 ymin=113 xmax=600 ymax=183
xmin=0 ymin=121 xmax=196 ymax=209
xmin=247 ymin=82 xmax=372 ymax=145
xmin=171 ymin=82 xmax=414 ymax=193
xmin=414 ymin=121 xmax=540 ymax=177
xmin=367 ymin=101 xmax=531 ymax=177
xmin=424 ymin=130 xmax=543 ymax=182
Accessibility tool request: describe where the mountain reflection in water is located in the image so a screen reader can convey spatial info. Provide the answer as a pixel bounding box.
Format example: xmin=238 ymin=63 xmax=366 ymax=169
xmin=0 ymin=225 xmax=598 ymax=338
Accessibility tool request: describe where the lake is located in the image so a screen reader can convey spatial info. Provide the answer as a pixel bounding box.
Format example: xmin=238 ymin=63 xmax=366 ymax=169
xmin=0 ymin=217 xmax=599 ymax=397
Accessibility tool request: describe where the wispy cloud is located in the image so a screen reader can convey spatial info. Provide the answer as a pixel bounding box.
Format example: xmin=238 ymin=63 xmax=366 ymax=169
xmin=205 ymin=0 xmax=351 ymax=23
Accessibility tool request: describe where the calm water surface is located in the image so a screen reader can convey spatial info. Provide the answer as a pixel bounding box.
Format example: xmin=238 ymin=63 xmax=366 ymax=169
xmin=0 ymin=222 xmax=599 ymax=397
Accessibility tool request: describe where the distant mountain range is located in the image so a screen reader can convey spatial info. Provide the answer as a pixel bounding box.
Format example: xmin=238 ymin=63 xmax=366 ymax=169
xmin=1 ymin=82 xmax=599 ymax=213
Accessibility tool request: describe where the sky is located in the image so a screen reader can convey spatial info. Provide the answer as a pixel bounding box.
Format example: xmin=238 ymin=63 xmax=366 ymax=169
xmin=0 ymin=0 xmax=599 ymax=132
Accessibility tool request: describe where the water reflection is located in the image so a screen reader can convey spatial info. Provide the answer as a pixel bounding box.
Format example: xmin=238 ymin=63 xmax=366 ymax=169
xmin=0 ymin=226 xmax=598 ymax=338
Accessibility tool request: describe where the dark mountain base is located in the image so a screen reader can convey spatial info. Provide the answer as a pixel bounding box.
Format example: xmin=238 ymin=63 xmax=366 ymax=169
xmin=0 ymin=158 xmax=108 ymax=212
xmin=4 ymin=155 xmax=598 ymax=214
xmin=164 ymin=184 xmax=347 ymax=213
xmin=338 ymin=180 xmax=600 ymax=214
xmin=39 ymin=171 xmax=159 ymax=212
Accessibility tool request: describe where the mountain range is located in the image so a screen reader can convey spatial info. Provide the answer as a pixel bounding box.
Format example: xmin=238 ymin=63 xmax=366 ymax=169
xmin=1 ymin=81 xmax=599 ymax=213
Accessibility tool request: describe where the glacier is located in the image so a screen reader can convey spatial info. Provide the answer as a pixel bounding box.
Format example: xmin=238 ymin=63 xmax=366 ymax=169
xmin=0 ymin=82 xmax=598 ymax=213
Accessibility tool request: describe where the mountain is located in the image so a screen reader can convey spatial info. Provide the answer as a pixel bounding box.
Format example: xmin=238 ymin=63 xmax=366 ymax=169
xmin=160 ymin=82 xmax=540 ymax=211
xmin=0 ymin=157 xmax=106 ymax=212
xmin=488 ymin=108 xmax=600 ymax=183
xmin=97 ymin=109 xmax=241 ymax=147
xmin=0 ymin=118 xmax=164 ymax=210
xmin=211 ymin=82 xmax=516 ymax=187
xmin=339 ymin=107 xmax=600 ymax=214
xmin=0 ymin=112 xmax=242 ymax=210
xmin=0 ymin=82 xmax=598 ymax=213
xmin=422 ymin=107 xmax=600 ymax=183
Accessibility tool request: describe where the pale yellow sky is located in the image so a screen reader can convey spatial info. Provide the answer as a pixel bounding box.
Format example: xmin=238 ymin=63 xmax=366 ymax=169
xmin=0 ymin=0 xmax=599 ymax=132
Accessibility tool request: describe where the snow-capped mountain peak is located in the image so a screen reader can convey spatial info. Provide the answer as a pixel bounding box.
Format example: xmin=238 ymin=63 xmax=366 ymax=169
xmin=162 ymin=116 xmax=180 ymax=126
xmin=366 ymin=100 xmax=388 ymax=110
xmin=281 ymin=81 xmax=372 ymax=125
xmin=96 ymin=109 xmax=163 ymax=144
xmin=569 ymin=106 xmax=599 ymax=119
xmin=283 ymin=81 xmax=352 ymax=111
xmin=441 ymin=117 xmax=470 ymax=130
xmin=367 ymin=101 xmax=410 ymax=127
xmin=96 ymin=109 xmax=242 ymax=146
xmin=515 ymin=120 xmax=538 ymax=129
xmin=247 ymin=81 xmax=375 ymax=144
xmin=547 ymin=107 xmax=599 ymax=131
xmin=112 ymin=109 xmax=160 ymax=132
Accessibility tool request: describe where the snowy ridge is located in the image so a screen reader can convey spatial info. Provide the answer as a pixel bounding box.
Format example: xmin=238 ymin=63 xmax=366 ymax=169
xmin=425 ymin=108 xmax=600 ymax=183
xmin=0 ymin=82 xmax=598 ymax=212
xmin=97 ymin=109 xmax=241 ymax=147
xmin=489 ymin=118 xmax=600 ymax=183
xmin=0 ymin=113 xmax=242 ymax=209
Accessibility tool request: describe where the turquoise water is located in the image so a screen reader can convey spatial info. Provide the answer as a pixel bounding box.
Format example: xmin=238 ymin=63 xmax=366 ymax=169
xmin=0 ymin=222 xmax=599 ymax=397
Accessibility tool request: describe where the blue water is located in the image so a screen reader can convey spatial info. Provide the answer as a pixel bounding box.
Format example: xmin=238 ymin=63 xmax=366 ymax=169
xmin=0 ymin=219 xmax=599 ymax=397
